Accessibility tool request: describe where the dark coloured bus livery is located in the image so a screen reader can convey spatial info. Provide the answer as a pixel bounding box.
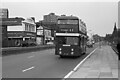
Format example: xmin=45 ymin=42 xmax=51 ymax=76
xmin=55 ymin=15 xmax=87 ymax=57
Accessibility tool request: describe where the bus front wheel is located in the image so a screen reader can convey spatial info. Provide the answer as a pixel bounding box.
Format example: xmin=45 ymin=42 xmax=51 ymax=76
xmin=60 ymin=55 xmax=65 ymax=58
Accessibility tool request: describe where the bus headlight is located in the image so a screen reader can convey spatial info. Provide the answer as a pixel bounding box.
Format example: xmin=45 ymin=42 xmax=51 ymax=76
xmin=59 ymin=48 xmax=62 ymax=50
xmin=59 ymin=51 xmax=62 ymax=54
xmin=71 ymin=48 xmax=74 ymax=51
xmin=71 ymin=52 xmax=74 ymax=55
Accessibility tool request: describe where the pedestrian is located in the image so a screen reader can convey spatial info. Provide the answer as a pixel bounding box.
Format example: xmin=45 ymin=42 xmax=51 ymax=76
xmin=117 ymin=41 xmax=120 ymax=60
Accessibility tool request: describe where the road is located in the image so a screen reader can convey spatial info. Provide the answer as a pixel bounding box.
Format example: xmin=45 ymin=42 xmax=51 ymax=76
xmin=2 ymin=44 xmax=98 ymax=78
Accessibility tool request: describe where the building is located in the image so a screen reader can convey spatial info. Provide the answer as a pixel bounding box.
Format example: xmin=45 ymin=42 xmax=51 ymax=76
xmin=0 ymin=8 xmax=9 ymax=18
xmin=36 ymin=25 xmax=44 ymax=45
xmin=0 ymin=8 xmax=9 ymax=47
xmin=104 ymin=23 xmax=119 ymax=44
xmin=36 ymin=22 xmax=52 ymax=45
xmin=44 ymin=29 xmax=52 ymax=43
xmin=43 ymin=13 xmax=59 ymax=23
xmin=6 ymin=17 xmax=36 ymax=47
xmin=1 ymin=17 xmax=24 ymax=47
xmin=1 ymin=21 xmax=8 ymax=47
xmin=35 ymin=13 xmax=59 ymax=45
xmin=79 ymin=19 xmax=87 ymax=35
xmin=42 ymin=13 xmax=59 ymax=38
xmin=93 ymin=34 xmax=102 ymax=42
xmin=112 ymin=23 xmax=117 ymax=37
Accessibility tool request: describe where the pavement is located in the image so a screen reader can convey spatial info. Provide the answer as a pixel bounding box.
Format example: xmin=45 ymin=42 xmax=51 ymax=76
xmin=0 ymin=56 xmax=2 ymax=79
xmin=118 ymin=60 xmax=120 ymax=80
xmin=68 ymin=45 xmax=118 ymax=79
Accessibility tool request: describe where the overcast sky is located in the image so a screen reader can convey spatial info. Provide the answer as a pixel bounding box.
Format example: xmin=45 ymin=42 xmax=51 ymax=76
xmin=1 ymin=1 xmax=118 ymax=36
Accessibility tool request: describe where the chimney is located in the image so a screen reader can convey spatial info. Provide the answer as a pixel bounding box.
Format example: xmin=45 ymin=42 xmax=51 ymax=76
xmin=31 ymin=17 xmax=35 ymax=22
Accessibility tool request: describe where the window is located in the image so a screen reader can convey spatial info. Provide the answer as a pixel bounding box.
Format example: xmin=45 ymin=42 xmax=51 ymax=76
xmin=58 ymin=20 xmax=78 ymax=24
xmin=29 ymin=25 xmax=32 ymax=32
xmin=25 ymin=24 xmax=29 ymax=31
xmin=25 ymin=24 xmax=35 ymax=32
xmin=56 ymin=37 xmax=79 ymax=45
xmin=25 ymin=24 xmax=27 ymax=31
xmin=27 ymin=24 xmax=29 ymax=31
xmin=32 ymin=25 xmax=35 ymax=32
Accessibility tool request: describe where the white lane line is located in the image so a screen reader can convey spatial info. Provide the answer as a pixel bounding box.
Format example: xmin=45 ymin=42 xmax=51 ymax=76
xmin=22 ymin=66 xmax=35 ymax=72
xmin=64 ymin=71 xmax=74 ymax=78
xmin=28 ymin=55 xmax=35 ymax=58
xmin=73 ymin=48 xmax=98 ymax=71
xmin=64 ymin=47 xmax=98 ymax=79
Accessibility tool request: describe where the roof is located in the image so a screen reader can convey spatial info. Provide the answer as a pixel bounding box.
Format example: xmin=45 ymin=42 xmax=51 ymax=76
xmin=58 ymin=16 xmax=79 ymax=20
xmin=22 ymin=17 xmax=35 ymax=25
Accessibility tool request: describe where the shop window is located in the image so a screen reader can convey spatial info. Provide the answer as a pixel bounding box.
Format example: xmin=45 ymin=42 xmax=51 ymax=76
xmin=25 ymin=24 xmax=29 ymax=31
xmin=27 ymin=25 xmax=29 ymax=31
xmin=32 ymin=25 xmax=35 ymax=32
xmin=29 ymin=25 xmax=31 ymax=32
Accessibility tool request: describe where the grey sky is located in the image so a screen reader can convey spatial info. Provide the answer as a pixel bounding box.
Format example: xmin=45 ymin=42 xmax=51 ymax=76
xmin=1 ymin=2 xmax=118 ymax=36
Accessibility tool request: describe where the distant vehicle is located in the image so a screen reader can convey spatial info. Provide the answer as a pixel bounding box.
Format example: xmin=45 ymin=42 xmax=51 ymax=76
xmin=55 ymin=15 xmax=87 ymax=57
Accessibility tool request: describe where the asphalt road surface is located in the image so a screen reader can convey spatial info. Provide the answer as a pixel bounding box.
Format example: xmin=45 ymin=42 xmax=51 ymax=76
xmin=2 ymin=45 xmax=98 ymax=78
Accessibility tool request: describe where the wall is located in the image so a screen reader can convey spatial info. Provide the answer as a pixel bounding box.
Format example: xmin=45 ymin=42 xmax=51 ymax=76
xmin=7 ymin=25 xmax=23 ymax=31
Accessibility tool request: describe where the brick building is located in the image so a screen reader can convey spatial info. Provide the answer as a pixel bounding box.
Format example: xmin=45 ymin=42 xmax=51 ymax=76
xmin=43 ymin=13 xmax=59 ymax=23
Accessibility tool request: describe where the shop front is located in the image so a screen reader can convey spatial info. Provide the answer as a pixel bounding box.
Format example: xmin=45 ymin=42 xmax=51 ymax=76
xmin=7 ymin=31 xmax=36 ymax=47
xmin=7 ymin=17 xmax=36 ymax=47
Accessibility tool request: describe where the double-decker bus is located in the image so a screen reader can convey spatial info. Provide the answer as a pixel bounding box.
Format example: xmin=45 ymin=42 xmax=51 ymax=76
xmin=55 ymin=15 xmax=87 ymax=57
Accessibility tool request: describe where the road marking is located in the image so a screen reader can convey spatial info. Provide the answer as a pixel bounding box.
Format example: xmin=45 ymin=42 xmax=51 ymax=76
xmin=64 ymin=71 xmax=74 ymax=78
xmin=63 ymin=47 xmax=98 ymax=79
xmin=73 ymin=48 xmax=97 ymax=71
xmin=28 ymin=55 xmax=35 ymax=58
xmin=22 ymin=66 xmax=35 ymax=72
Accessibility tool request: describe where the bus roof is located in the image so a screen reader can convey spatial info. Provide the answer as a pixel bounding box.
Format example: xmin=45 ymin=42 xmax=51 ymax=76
xmin=58 ymin=16 xmax=79 ymax=20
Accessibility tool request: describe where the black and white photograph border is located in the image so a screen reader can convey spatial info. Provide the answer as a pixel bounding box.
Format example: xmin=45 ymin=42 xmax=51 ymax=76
xmin=1 ymin=0 xmax=119 ymax=80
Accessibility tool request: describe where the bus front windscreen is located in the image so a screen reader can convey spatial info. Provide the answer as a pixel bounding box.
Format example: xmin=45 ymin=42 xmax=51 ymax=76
xmin=56 ymin=37 xmax=79 ymax=45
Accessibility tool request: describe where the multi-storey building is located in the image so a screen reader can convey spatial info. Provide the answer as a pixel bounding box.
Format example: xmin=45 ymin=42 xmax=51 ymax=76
xmin=43 ymin=13 xmax=59 ymax=23
xmin=6 ymin=17 xmax=36 ymax=47
xmin=0 ymin=8 xmax=9 ymax=47
xmin=0 ymin=8 xmax=9 ymax=18
xmin=37 ymin=13 xmax=59 ymax=44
